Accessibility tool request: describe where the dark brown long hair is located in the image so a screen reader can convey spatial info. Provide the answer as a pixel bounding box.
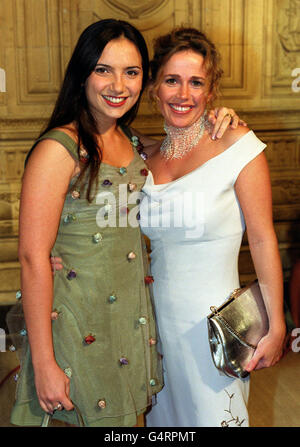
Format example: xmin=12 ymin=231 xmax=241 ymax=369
xmin=36 ymin=19 xmax=149 ymax=202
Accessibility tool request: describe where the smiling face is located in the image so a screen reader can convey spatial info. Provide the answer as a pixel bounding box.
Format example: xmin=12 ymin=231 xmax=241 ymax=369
xmin=85 ymin=37 xmax=143 ymax=127
xmin=156 ymin=50 xmax=211 ymax=128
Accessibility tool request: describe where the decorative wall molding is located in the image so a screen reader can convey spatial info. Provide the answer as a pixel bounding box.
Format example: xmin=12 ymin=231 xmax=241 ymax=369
xmin=102 ymin=0 xmax=166 ymax=19
xmin=14 ymin=0 xmax=62 ymax=105
xmin=262 ymin=0 xmax=300 ymax=106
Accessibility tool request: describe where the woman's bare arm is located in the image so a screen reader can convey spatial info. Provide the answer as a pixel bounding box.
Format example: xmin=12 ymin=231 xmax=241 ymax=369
xmin=235 ymin=152 xmax=285 ymax=371
xmin=19 ymin=138 xmax=77 ymax=413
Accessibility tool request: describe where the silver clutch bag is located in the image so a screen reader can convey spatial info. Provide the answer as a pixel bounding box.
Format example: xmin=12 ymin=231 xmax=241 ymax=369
xmin=207 ymin=280 xmax=269 ymax=379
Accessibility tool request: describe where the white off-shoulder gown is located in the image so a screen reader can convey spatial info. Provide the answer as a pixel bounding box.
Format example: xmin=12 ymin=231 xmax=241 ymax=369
xmin=140 ymin=131 xmax=266 ymax=427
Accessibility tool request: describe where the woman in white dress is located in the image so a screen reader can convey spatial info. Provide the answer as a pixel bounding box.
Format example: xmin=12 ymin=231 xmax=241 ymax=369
xmin=138 ymin=27 xmax=286 ymax=427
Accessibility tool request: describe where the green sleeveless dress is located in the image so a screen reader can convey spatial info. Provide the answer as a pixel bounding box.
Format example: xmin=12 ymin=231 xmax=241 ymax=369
xmin=10 ymin=128 xmax=163 ymax=427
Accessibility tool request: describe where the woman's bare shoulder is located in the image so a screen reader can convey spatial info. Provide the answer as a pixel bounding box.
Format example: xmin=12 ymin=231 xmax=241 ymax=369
xmin=222 ymin=124 xmax=251 ymax=147
xmin=28 ymin=123 xmax=79 ymax=175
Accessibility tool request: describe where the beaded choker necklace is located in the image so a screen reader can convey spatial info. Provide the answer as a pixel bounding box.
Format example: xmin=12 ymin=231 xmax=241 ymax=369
xmin=160 ymin=112 xmax=209 ymax=160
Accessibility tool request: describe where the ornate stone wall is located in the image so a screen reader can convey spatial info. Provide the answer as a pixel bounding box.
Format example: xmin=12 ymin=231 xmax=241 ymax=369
xmin=0 ymin=0 xmax=299 ymax=303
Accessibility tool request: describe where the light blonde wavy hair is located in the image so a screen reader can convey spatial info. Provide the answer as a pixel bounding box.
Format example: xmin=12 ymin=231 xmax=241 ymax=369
xmin=148 ymin=27 xmax=224 ymax=107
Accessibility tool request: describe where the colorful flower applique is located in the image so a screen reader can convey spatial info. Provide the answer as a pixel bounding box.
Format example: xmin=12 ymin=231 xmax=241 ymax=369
xmin=131 ymin=135 xmax=148 ymax=161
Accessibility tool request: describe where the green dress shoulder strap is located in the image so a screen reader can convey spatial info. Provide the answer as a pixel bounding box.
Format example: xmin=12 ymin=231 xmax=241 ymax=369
xmin=25 ymin=129 xmax=79 ymax=166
